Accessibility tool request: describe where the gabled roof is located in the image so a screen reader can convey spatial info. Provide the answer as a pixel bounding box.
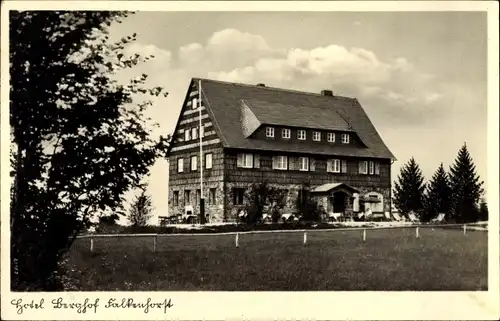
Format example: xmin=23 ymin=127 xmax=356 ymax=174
xmin=241 ymin=98 xmax=352 ymax=132
xmin=310 ymin=183 xmax=360 ymax=194
xmin=194 ymin=78 xmax=395 ymax=160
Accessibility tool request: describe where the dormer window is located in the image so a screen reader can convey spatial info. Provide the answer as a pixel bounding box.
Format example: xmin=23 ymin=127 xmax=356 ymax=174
xmin=328 ymin=132 xmax=335 ymax=143
xmin=266 ymin=127 xmax=275 ymax=138
xmin=341 ymin=133 xmax=350 ymax=144
xmin=313 ymin=131 xmax=321 ymax=141
xmin=297 ymin=130 xmax=306 ymax=140
xmin=282 ymin=128 xmax=291 ymax=139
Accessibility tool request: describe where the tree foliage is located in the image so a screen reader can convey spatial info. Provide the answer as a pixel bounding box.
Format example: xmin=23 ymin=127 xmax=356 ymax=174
xmin=448 ymin=143 xmax=484 ymax=222
xmin=393 ymin=157 xmax=426 ymax=217
xmin=128 ymin=186 xmax=153 ymax=227
xmin=295 ymin=183 xmax=322 ymax=222
xmin=423 ymin=163 xmax=452 ymax=222
xmin=10 ymin=11 xmax=169 ymax=291
xmin=244 ymin=181 xmax=284 ymax=225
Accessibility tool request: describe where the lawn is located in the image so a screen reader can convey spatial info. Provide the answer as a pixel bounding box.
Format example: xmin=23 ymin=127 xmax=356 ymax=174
xmin=65 ymin=227 xmax=487 ymax=291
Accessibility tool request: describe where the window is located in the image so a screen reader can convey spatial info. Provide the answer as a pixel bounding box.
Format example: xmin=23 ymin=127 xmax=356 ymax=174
xmin=313 ymin=131 xmax=321 ymax=141
xmin=282 ymin=128 xmax=291 ymax=139
xmin=273 ymin=156 xmax=288 ymax=170
xmin=205 ymin=153 xmax=213 ymax=169
xmin=209 ymin=188 xmax=216 ymax=205
xmin=341 ymin=160 xmax=347 ymax=173
xmin=299 ymin=157 xmax=309 ymax=171
xmin=200 ymin=124 xmax=205 ymax=137
xmin=266 ymin=127 xmax=275 ymax=138
xmin=173 ymin=191 xmax=179 ymax=206
xmin=297 ymin=130 xmax=306 ymax=140
xmin=341 ymin=133 xmax=350 ymax=144
xmin=192 ymin=127 xmax=198 ymax=140
xmin=184 ymin=190 xmax=191 ymax=205
xmin=359 ymin=161 xmax=368 ymax=174
xmin=328 ymin=132 xmax=335 ymax=143
xmin=369 ymin=161 xmax=375 ymax=175
xmin=177 ymin=158 xmax=184 ymax=173
xmin=184 ymin=129 xmax=191 ymax=141
xmin=375 ymin=162 xmax=380 ymax=175
xmin=196 ymin=189 xmax=201 ymax=206
xmin=333 ymin=159 xmax=341 ymax=173
xmin=191 ymin=156 xmax=197 ymax=171
xmin=192 ymin=98 xmax=198 ymax=109
xmin=233 ymin=188 xmax=245 ymax=205
xmin=237 ymin=153 xmax=254 ymax=168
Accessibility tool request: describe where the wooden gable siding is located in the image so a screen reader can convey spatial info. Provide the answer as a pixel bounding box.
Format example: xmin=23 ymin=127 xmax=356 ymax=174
xmin=169 ymin=82 xmax=221 ymax=152
xmin=224 ymin=149 xmax=391 ymax=188
xmin=250 ymin=125 xmax=364 ymax=147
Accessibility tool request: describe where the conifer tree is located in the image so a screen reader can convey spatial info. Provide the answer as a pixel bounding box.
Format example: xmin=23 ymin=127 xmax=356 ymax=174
xmin=393 ymin=157 xmax=426 ymax=217
xmin=449 ymin=143 xmax=484 ymax=222
xmin=423 ymin=163 xmax=452 ymax=222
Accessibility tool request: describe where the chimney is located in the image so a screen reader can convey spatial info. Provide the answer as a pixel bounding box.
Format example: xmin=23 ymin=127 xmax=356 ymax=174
xmin=256 ymin=83 xmax=266 ymax=87
xmin=321 ymin=89 xmax=333 ymax=96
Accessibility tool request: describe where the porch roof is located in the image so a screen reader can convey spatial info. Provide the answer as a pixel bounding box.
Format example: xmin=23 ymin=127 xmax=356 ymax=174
xmin=310 ymin=183 xmax=360 ymax=194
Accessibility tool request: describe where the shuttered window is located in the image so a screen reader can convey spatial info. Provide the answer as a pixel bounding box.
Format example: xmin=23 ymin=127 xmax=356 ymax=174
xmin=375 ymin=162 xmax=380 ymax=175
xmin=299 ymin=157 xmax=309 ymax=171
xmin=237 ymin=153 xmax=254 ymax=168
xmin=359 ymin=161 xmax=368 ymax=174
xmin=341 ymin=160 xmax=347 ymax=173
xmin=272 ymin=156 xmax=288 ymax=170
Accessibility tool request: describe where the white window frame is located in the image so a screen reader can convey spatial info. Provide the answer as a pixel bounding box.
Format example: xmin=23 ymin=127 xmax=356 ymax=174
xmin=191 ymin=156 xmax=197 ymax=171
xmin=282 ymin=128 xmax=291 ymax=139
xmin=192 ymin=127 xmax=198 ymax=140
xmin=332 ymin=159 xmax=341 ymax=173
xmin=299 ymin=157 xmax=309 ymax=171
xmin=205 ymin=153 xmax=213 ymax=169
xmin=200 ymin=124 xmax=205 ymax=137
xmin=341 ymin=133 xmax=350 ymax=144
xmin=184 ymin=129 xmax=191 ymax=141
xmin=313 ymin=131 xmax=321 ymax=141
xmin=297 ymin=130 xmax=306 ymax=140
xmin=266 ymin=127 xmax=275 ymax=138
xmin=273 ymin=156 xmax=288 ymax=170
xmin=177 ymin=158 xmax=184 ymax=173
xmin=369 ymin=161 xmax=374 ymax=175
xmin=359 ymin=161 xmax=368 ymax=174
xmin=237 ymin=153 xmax=254 ymax=168
xmin=328 ymin=132 xmax=335 ymax=143
xmin=192 ymin=97 xmax=198 ymax=110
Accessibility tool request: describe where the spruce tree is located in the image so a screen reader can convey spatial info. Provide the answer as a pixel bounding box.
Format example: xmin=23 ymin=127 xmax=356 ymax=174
xmin=423 ymin=163 xmax=452 ymax=222
xmin=449 ymin=143 xmax=484 ymax=222
xmin=393 ymin=157 xmax=426 ymax=217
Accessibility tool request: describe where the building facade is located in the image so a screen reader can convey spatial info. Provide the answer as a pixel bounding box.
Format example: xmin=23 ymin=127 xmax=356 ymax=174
xmin=167 ymin=79 xmax=396 ymax=222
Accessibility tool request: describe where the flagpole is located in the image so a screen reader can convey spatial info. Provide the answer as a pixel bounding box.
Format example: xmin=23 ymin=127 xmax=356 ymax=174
xmin=198 ymin=80 xmax=205 ymax=224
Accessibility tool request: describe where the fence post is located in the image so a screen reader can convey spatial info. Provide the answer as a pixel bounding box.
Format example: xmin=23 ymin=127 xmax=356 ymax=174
xmin=463 ymin=224 xmax=467 ymax=235
xmin=303 ymin=230 xmax=307 ymax=245
xmin=153 ymin=235 xmax=157 ymax=252
xmin=363 ymin=229 xmax=366 ymax=242
xmin=90 ymin=237 xmax=94 ymax=252
xmin=235 ymin=233 xmax=239 ymax=248
xmin=416 ymin=227 xmax=419 ymax=239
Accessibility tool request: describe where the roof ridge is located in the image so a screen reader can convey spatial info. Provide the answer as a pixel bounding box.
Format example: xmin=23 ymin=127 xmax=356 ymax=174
xmin=193 ymin=77 xmax=358 ymax=102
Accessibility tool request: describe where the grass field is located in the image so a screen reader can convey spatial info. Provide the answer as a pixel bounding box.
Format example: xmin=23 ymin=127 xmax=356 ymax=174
xmin=65 ymin=227 xmax=487 ymax=291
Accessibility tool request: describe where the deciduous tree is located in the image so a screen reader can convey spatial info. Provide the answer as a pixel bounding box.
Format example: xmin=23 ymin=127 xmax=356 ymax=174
xmin=10 ymin=11 xmax=169 ymax=290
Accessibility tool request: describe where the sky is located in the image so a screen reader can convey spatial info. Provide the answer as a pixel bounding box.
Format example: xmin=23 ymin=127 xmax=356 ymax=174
xmin=106 ymin=11 xmax=488 ymax=223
